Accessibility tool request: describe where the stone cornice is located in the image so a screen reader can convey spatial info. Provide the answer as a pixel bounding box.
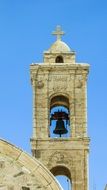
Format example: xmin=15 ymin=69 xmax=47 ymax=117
xmin=30 ymin=63 xmax=90 ymax=73
xmin=30 ymin=137 xmax=90 ymax=151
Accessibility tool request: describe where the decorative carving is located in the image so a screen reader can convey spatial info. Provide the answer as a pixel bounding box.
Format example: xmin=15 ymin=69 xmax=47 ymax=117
xmin=54 ymin=152 xmax=64 ymax=163
xmin=53 ymin=85 xmax=67 ymax=92
xmin=48 ymin=151 xmax=74 ymax=168
xmin=76 ymin=80 xmax=83 ymax=88
xmin=36 ymin=81 xmax=44 ymax=89
xmin=48 ymin=152 xmax=64 ymax=165
xmin=49 ymin=75 xmax=68 ymax=82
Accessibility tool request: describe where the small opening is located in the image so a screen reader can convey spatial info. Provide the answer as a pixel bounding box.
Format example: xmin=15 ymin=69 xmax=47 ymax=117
xmin=55 ymin=56 xmax=64 ymax=63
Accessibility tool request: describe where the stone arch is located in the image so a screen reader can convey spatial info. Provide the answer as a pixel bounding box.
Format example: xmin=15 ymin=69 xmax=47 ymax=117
xmin=50 ymin=95 xmax=69 ymax=110
xmin=0 ymin=139 xmax=62 ymax=190
xmin=50 ymin=165 xmax=71 ymax=180
xmin=50 ymin=92 xmax=69 ymax=100
xmin=50 ymin=93 xmax=70 ymax=110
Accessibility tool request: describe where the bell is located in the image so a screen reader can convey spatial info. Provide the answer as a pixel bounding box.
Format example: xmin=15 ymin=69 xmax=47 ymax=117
xmin=53 ymin=118 xmax=68 ymax=137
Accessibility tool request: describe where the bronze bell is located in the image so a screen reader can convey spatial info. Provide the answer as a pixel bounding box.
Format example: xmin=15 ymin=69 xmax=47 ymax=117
xmin=53 ymin=118 xmax=68 ymax=137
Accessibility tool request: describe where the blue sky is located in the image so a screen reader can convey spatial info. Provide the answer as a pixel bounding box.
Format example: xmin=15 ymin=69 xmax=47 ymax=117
xmin=0 ymin=1 xmax=107 ymax=190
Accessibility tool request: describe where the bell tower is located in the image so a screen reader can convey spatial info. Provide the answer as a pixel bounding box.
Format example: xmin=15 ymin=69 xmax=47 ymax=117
xmin=30 ymin=26 xmax=90 ymax=190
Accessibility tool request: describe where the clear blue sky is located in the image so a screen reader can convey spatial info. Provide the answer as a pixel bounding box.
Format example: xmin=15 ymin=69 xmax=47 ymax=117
xmin=0 ymin=1 xmax=107 ymax=190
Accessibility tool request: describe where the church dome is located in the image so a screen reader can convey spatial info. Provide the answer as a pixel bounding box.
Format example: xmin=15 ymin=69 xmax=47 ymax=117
xmin=49 ymin=40 xmax=71 ymax=53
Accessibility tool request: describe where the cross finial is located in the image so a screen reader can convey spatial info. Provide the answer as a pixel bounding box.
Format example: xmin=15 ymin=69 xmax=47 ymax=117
xmin=52 ymin=25 xmax=65 ymax=41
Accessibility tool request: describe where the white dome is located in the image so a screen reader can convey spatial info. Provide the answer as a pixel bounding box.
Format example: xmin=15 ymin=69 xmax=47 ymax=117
xmin=49 ymin=40 xmax=71 ymax=53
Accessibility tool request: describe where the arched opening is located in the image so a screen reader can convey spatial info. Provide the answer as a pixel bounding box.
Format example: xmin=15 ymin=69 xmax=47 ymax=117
xmin=49 ymin=95 xmax=70 ymax=138
xmin=55 ymin=55 xmax=64 ymax=63
xmin=50 ymin=166 xmax=72 ymax=190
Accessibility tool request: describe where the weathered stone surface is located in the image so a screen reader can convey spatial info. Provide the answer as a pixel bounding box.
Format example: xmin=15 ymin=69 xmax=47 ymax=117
xmin=0 ymin=139 xmax=62 ymax=190
xmin=30 ymin=29 xmax=90 ymax=190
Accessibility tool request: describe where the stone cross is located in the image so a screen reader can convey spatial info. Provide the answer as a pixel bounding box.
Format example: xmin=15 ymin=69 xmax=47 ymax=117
xmin=52 ymin=25 xmax=65 ymax=40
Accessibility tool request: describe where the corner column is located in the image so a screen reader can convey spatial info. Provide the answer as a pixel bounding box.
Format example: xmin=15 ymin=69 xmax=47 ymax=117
xmin=32 ymin=79 xmax=36 ymax=138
